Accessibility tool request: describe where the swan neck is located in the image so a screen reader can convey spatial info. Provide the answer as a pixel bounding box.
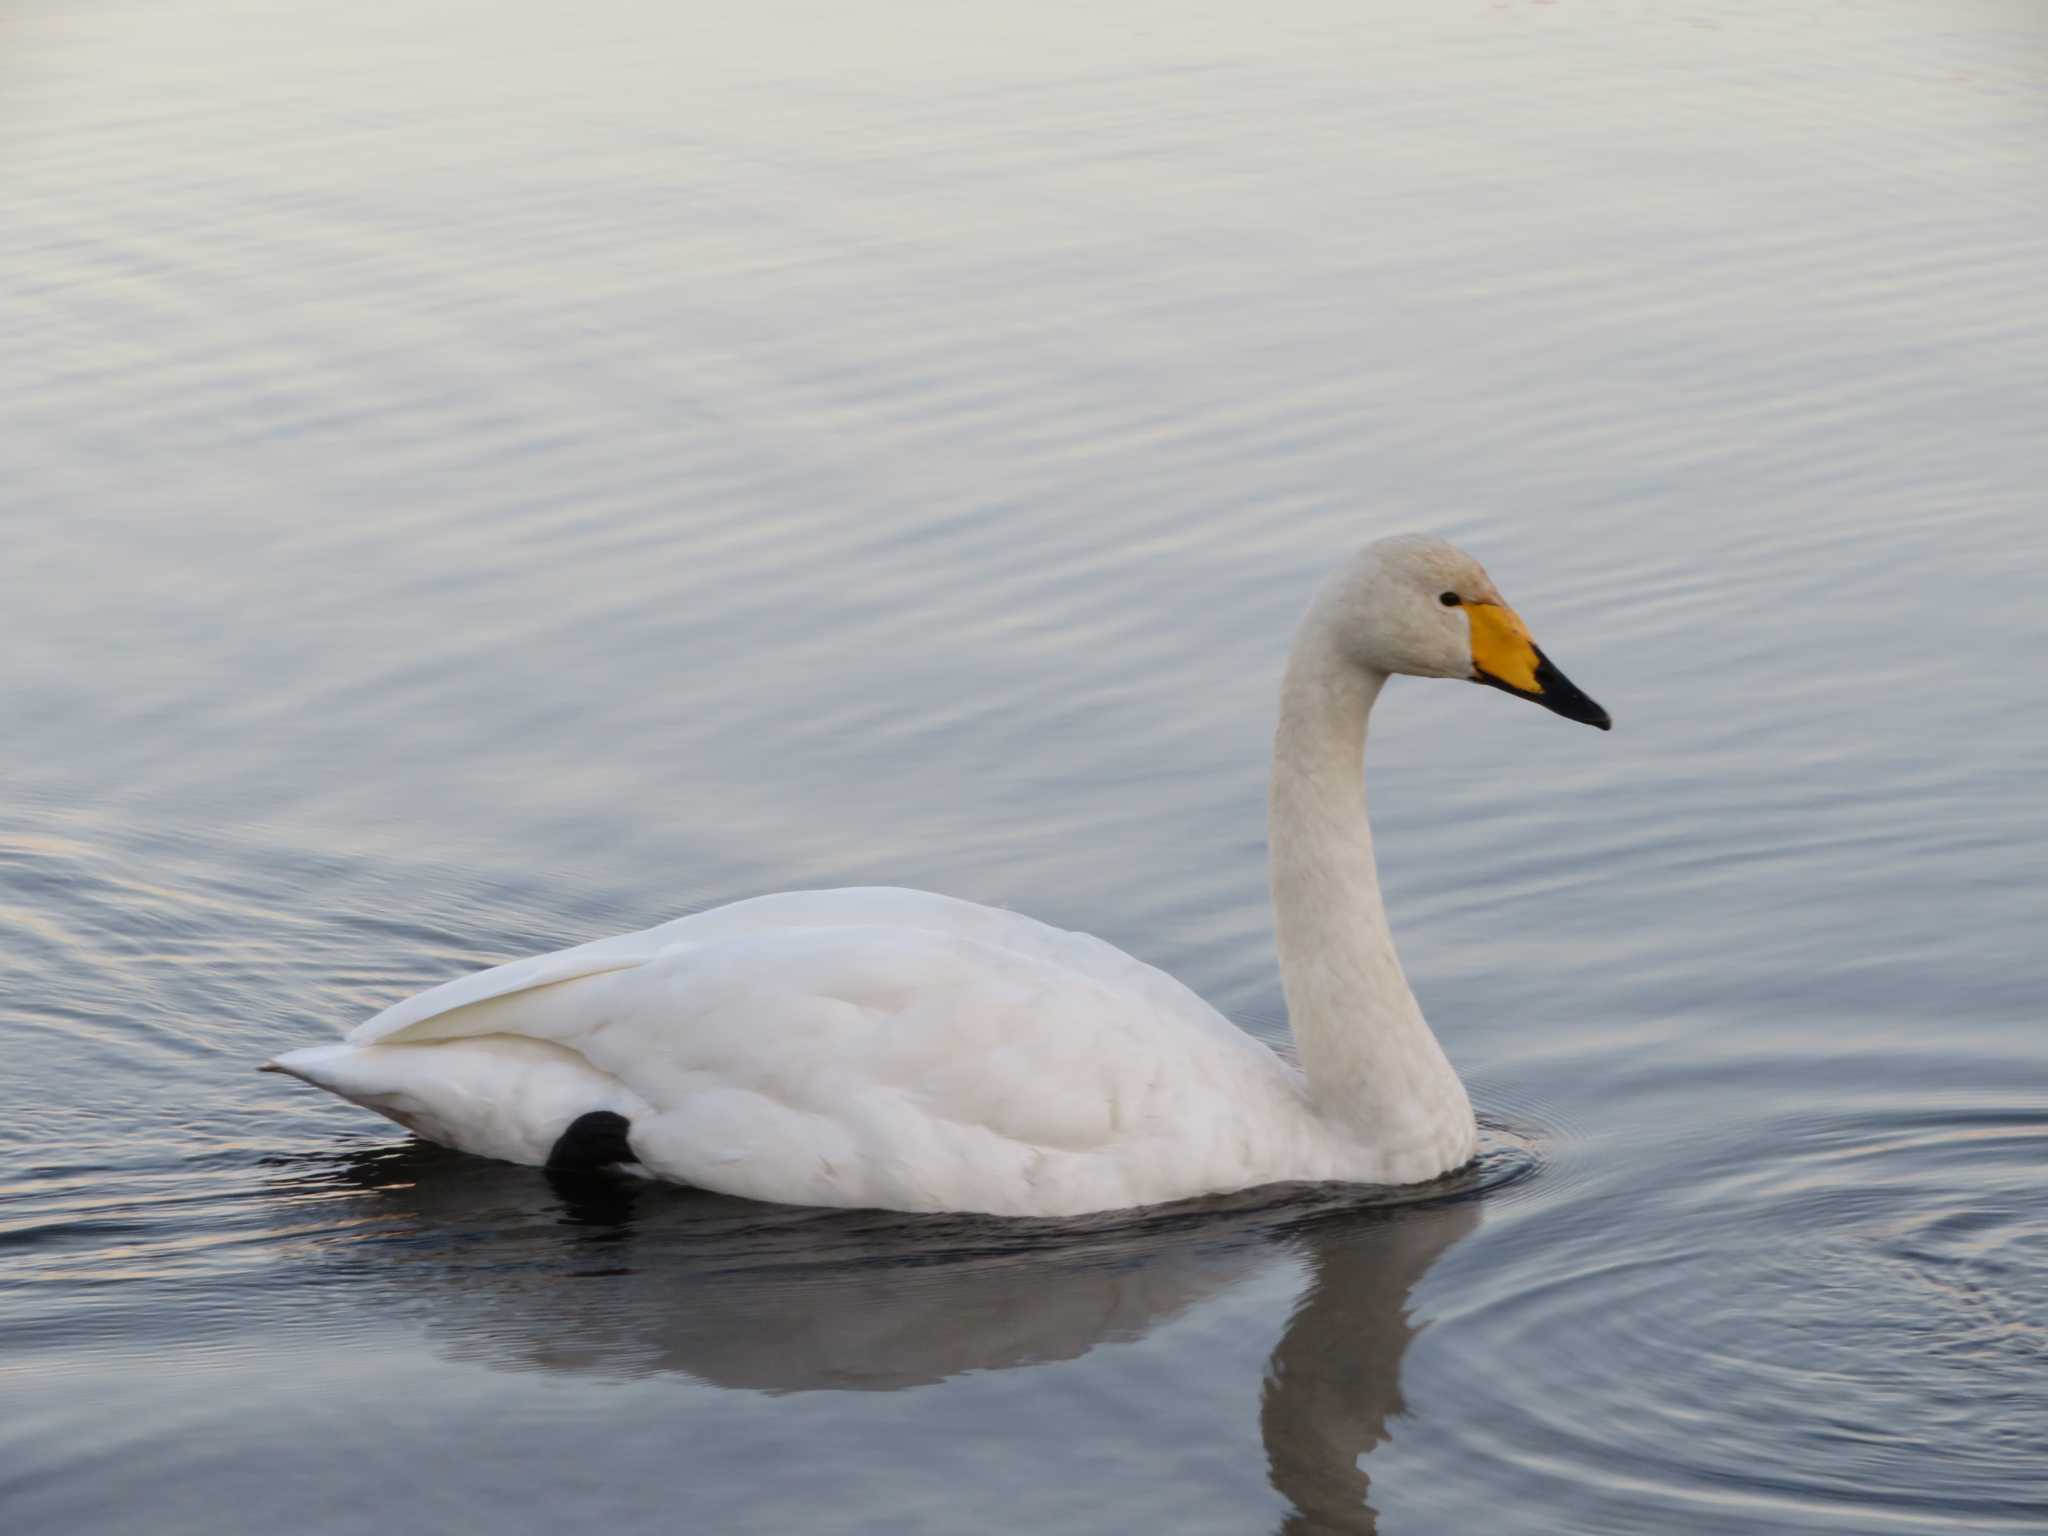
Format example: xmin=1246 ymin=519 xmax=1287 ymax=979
xmin=1268 ymin=609 xmax=1471 ymax=1155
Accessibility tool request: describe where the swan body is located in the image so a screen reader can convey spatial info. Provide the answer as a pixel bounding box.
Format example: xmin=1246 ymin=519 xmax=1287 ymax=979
xmin=266 ymin=534 xmax=1608 ymax=1216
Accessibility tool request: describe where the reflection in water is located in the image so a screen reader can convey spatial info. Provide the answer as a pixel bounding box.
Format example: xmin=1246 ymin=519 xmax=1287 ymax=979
xmin=1262 ymin=1209 xmax=1474 ymax=1534
xmin=300 ymin=1142 xmax=1485 ymax=1530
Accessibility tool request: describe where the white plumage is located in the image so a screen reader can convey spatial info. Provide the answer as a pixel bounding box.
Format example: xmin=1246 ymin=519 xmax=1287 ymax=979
xmin=265 ymin=534 xmax=1608 ymax=1216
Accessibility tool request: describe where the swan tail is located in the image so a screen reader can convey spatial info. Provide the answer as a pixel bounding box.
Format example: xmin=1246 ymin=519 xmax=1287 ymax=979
xmin=259 ymin=1036 xmax=650 ymax=1169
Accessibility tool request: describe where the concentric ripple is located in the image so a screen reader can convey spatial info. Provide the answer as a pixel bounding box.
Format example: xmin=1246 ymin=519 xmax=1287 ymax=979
xmin=1413 ymin=1093 xmax=2048 ymax=1534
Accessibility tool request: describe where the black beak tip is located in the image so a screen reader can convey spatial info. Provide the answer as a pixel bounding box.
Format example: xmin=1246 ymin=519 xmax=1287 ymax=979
xmin=1539 ymin=655 xmax=1610 ymax=731
xmin=1572 ymin=692 xmax=1612 ymax=731
xmin=1494 ymin=649 xmax=1611 ymax=732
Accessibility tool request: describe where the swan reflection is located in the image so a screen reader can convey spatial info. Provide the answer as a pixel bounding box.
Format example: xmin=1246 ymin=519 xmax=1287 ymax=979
xmin=290 ymin=1142 xmax=1484 ymax=1529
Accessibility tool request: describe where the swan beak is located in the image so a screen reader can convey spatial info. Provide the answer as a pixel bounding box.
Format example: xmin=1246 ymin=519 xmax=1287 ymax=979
xmin=1466 ymin=601 xmax=1611 ymax=730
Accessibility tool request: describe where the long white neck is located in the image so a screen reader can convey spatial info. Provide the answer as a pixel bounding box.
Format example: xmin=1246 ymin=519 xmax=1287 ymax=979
xmin=1268 ymin=595 xmax=1474 ymax=1170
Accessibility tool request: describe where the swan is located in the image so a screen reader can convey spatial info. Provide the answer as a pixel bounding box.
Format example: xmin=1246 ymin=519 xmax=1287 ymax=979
xmin=263 ymin=533 xmax=1609 ymax=1216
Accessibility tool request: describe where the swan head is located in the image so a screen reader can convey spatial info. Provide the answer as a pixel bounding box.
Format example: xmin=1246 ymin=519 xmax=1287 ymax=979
xmin=1334 ymin=534 xmax=1611 ymax=730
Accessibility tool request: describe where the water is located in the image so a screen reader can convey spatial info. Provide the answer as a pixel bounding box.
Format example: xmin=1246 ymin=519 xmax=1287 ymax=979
xmin=4 ymin=1 xmax=2046 ymax=1530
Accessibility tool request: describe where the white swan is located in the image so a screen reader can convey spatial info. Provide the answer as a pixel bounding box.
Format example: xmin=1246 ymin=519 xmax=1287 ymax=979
xmin=264 ymin=534 xmax=1608 ymax=1216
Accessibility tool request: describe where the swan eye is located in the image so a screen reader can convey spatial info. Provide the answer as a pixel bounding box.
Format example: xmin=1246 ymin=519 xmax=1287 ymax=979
xmin=1439 ymin=591 xmax=1461 ymax=607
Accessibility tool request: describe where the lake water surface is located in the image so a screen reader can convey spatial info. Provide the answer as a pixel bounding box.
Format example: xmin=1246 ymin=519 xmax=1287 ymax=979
xmin=5 ymin=2 xmax=2046 ymax=1531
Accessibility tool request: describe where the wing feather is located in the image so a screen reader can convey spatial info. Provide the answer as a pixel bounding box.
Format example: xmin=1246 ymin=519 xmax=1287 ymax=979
xmin=325 ymin=887 xmax=1307 ymax=1214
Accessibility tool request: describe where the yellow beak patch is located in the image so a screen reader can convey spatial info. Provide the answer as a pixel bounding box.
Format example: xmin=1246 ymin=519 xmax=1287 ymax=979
xmin=1466 ymin=601 xmax=1543 ymax=694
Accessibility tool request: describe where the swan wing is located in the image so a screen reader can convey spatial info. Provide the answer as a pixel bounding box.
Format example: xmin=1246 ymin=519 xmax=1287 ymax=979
xmin=345 ymin=939 xmax=655 ymax=1045
xmin=557 ymin=925 xmax=1300 ymax=1213
xmin=333 ymin=892 xmax=1306 ymax=1214
xmin=349 ymin=887 xmax=1242 ymax=1051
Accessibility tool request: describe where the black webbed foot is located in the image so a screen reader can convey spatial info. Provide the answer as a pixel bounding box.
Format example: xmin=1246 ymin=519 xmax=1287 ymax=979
xmin=545 ymin=1110 xmax=637 ymax=1174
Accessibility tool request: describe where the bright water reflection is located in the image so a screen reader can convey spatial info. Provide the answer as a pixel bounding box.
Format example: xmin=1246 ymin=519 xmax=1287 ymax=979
xmin=4 ymin=0 xmax=2047 ymax=1532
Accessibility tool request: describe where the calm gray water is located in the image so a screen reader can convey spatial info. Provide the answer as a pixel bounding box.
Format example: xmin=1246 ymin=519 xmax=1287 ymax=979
xmin=5 ymin=2 xmax=2046 ymax=1531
